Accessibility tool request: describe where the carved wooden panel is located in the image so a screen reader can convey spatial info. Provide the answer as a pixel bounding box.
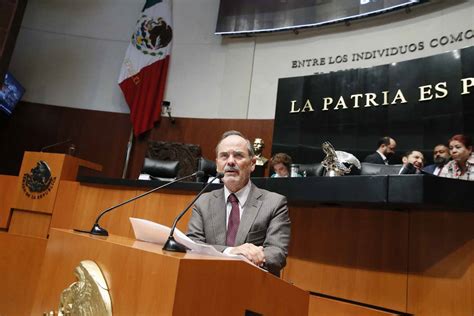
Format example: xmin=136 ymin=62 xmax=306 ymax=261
xmin=147 ymin=141 xmax=201 ymax=178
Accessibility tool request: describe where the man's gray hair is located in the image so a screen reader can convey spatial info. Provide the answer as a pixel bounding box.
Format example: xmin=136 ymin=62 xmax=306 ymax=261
xmin=215 ymin=130 xmax=255 ymax=157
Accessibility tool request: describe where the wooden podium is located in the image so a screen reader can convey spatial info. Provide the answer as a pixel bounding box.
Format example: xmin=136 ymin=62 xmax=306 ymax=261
xmin=9 ymin=151 xmax=102 ymax=238
xmin=0 ymin=152 xmax=102 ymax=315
xmin=33 ymin=229 xmax=309 ymax=315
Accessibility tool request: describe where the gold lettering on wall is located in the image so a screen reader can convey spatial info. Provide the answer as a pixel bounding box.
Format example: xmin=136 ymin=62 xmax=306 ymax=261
xmin=419 ymin=82 xmax=448 ymax=101
xmin=322 ymin=97 xmax=333 ymax=111
xmin=287 ymin=77 xmax=471 ymax=115
xmin=419 ymin=84 xmax=434 ymax=101
xmin=351 ymin=94 xmax=363 ymax=108
xmin=461 ymin=77 xmax=474 ymax=95
xmin=333 ymin=97 xmax=348 ymax=110
xmin=364 ymin=93 xmax=379 ymax=107
xmin=289 ymin=100 xmax=300 ymax=113
xmin=301 ymin=100 xmax=315 ymax=112
xmin=290 ymin=100 xmax=315 ymax=113
xmin=381 ymin=91 xmax=390 ymax=105
xmin=391 ymin=89 xmax=407 ymax=104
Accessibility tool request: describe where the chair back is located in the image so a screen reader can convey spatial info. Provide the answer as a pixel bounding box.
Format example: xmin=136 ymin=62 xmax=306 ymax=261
xmin=147 ymin=141 xmax=201 ymax=178
xmin=141 ymin=158 xmax=180 ymax=180
xmin=298 ymin=163 xmax=325 ymax=177
xmin=196 ymin=157 xmax=217 ymax=182
xmin=360 ymin=162 xmax=402 ymax=175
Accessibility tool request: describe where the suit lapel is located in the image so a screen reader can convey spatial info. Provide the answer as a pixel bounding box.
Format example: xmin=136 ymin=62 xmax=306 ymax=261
xmin=210 ymin=189 xmax=227 ymax=245
xmin=235 ymin=184 xmax=262 ymax=245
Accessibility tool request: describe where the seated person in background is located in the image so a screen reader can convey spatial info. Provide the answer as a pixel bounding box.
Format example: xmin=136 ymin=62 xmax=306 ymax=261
xmin=270 ymin=153 xmax=292 ymax=177
xmin=187 ymin=130 xmax=291 ymax=276
xmin=439 ymin=134 xmax=474 ymax=181
xmin=399 ymin=150 xmax=424 ymax=174
xmin=423 ymin=144 xmax=451 ymax=176
xmin=364 ymin=136 xmax=397 ymax=165
xmin=270 ymin=153 xmax=303 ymax=178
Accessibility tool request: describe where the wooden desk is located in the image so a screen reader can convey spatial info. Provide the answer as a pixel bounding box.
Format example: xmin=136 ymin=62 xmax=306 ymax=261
xmin=71 ymin=175 xmax=474 ymax=316
xmin=32 ymin=229 xmax=309 ymax=315
xmin=1 ymin=173 xmax=473 ymax=315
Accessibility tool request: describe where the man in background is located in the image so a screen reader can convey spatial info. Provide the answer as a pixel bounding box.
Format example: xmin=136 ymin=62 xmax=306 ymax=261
xmin=399 ymin=150 xmax=424 ymax=174
xmin=423 ymin=144 xmax=451 ymax=175
xmin=364 ymin=136 xmax=397 ymax=165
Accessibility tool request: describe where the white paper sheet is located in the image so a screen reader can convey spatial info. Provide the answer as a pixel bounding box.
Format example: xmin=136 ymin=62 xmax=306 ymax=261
xmin=129 ymin=217 xmax=246 ymax=261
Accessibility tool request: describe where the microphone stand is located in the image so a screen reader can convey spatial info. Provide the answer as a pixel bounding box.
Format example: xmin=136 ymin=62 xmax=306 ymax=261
xmin=40 ymin=138 xmax=72 ymax=152
xmin=78 ymin=171 xmax=204 ymax=236
xmin=163 ymin=173 xmax=223 ymax=252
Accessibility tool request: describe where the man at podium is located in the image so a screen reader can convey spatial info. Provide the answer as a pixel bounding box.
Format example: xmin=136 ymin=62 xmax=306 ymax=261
xmin=187 ymin=130 xmax=291 ymax=276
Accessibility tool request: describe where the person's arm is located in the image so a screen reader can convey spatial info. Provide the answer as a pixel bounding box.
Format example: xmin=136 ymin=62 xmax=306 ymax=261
xmin=260 ymin=196 xmax=291 ymax=275
xmin=187 ymin=193 xmax=291 ymax=275
xmin=187 ymin=203 xmax=227 ymax=252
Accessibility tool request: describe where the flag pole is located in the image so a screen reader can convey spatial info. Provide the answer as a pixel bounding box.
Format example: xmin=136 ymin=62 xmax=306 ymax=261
xmin=122 ymin=128 xmax=134 ymax=179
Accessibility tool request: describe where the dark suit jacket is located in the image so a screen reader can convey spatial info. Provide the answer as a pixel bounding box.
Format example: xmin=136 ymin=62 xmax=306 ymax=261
xmin=423 ymin=164 xmax=437 ymax=175
xmin=364 ymin=152 xmax=386 ymax=164
xmin=186 ymin=182 xmax=291 ymax=276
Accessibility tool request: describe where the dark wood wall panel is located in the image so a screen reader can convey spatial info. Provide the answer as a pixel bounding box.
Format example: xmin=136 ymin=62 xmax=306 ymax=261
xmin=128 ymin=117 xmax=275 ymax=178
xmin=0 ymin=101 xmax=275 ymax=179
xmin=0 ymin=101 xmax=132 ymax=178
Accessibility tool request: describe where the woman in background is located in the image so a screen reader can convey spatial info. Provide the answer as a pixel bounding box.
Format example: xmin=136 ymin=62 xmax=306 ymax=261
xmin=270 ymin=153 xmax=292 ymax=177
xmin=439 ymin=134 xmax=473 ymax=181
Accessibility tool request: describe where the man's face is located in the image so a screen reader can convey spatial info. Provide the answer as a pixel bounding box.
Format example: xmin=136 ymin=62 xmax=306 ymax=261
xmin=216 ymin=135 xmax=256 ymax=192
xmin=403 ymin=151 xmax=424 ymax=169
xmin=433 ymin=145 xmax=450 ymax=165
xmin=382 ymin=138 xmax=397 ymax=157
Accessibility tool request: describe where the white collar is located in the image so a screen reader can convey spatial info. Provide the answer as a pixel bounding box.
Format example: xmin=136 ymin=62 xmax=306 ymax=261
xmin=376 ymin=150 xmax=387 ymax=161
xmin=224 ymin=180 xmax=252 ymax=206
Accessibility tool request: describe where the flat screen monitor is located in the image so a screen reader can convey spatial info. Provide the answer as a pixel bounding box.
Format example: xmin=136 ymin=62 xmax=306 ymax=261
xmin=0 ymin=72 xmax=25 ymax=115
xmin=216 ymin=0 xmax=423 ymax=35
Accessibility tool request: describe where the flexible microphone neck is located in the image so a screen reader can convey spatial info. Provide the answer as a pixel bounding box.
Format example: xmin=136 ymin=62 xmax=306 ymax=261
xmin=163 ymin=172 xmax=224 ymax=252
xmin=40 ymin=139 xmax=72 ymax=152
xmin=82 ymin=170 xmax=204 ymax=236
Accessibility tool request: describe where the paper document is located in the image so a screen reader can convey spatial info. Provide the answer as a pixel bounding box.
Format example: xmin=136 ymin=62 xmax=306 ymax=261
xmin=129 ymin=217 xmax=247 ymax=261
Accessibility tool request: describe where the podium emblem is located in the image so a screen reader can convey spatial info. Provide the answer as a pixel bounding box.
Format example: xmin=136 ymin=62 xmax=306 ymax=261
xmin=21 ymin=160 xmax=56 ymax=199
xmin=57 ymin=260 xmax=112 ymax=316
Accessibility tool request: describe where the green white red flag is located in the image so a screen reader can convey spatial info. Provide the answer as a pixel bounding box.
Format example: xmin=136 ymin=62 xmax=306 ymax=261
xmin=119 ymin=0 xmax=173 ymax=136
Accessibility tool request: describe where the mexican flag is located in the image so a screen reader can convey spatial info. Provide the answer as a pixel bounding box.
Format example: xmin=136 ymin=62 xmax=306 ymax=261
xmin=118 ymin=0 xmax=173 ymax=136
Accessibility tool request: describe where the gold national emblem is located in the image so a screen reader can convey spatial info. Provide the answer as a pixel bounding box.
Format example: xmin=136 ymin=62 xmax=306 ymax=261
xmin=54 ymin=260 xmax=112 ymax=316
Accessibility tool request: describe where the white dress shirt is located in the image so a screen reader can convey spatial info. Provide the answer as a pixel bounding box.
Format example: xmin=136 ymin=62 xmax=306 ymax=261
xmin=223 ymin=180 xmax=252 ymax=228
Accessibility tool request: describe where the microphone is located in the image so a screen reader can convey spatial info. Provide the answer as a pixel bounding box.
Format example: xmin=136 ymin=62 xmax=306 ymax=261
xmin=163 ymin=172 xmax=225 ymax=252
xmin=76 ymin=170 xmax=205 ymax=236
xmin=40 ymin=139 xmax=72 ymax=152
xmin=168 ymin=111 xmax=176 ymax=124
xmin=162 ymin=100 xmax=176 ymax=124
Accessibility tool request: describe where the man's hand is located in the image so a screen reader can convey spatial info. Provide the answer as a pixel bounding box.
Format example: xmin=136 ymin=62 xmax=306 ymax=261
xmin=228 ymin=243 xmax=265 ymax=267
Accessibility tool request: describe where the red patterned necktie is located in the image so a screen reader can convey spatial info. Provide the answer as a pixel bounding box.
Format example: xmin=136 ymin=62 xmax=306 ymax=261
xmin=226 ymin=193 xmax=240 ymax=246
